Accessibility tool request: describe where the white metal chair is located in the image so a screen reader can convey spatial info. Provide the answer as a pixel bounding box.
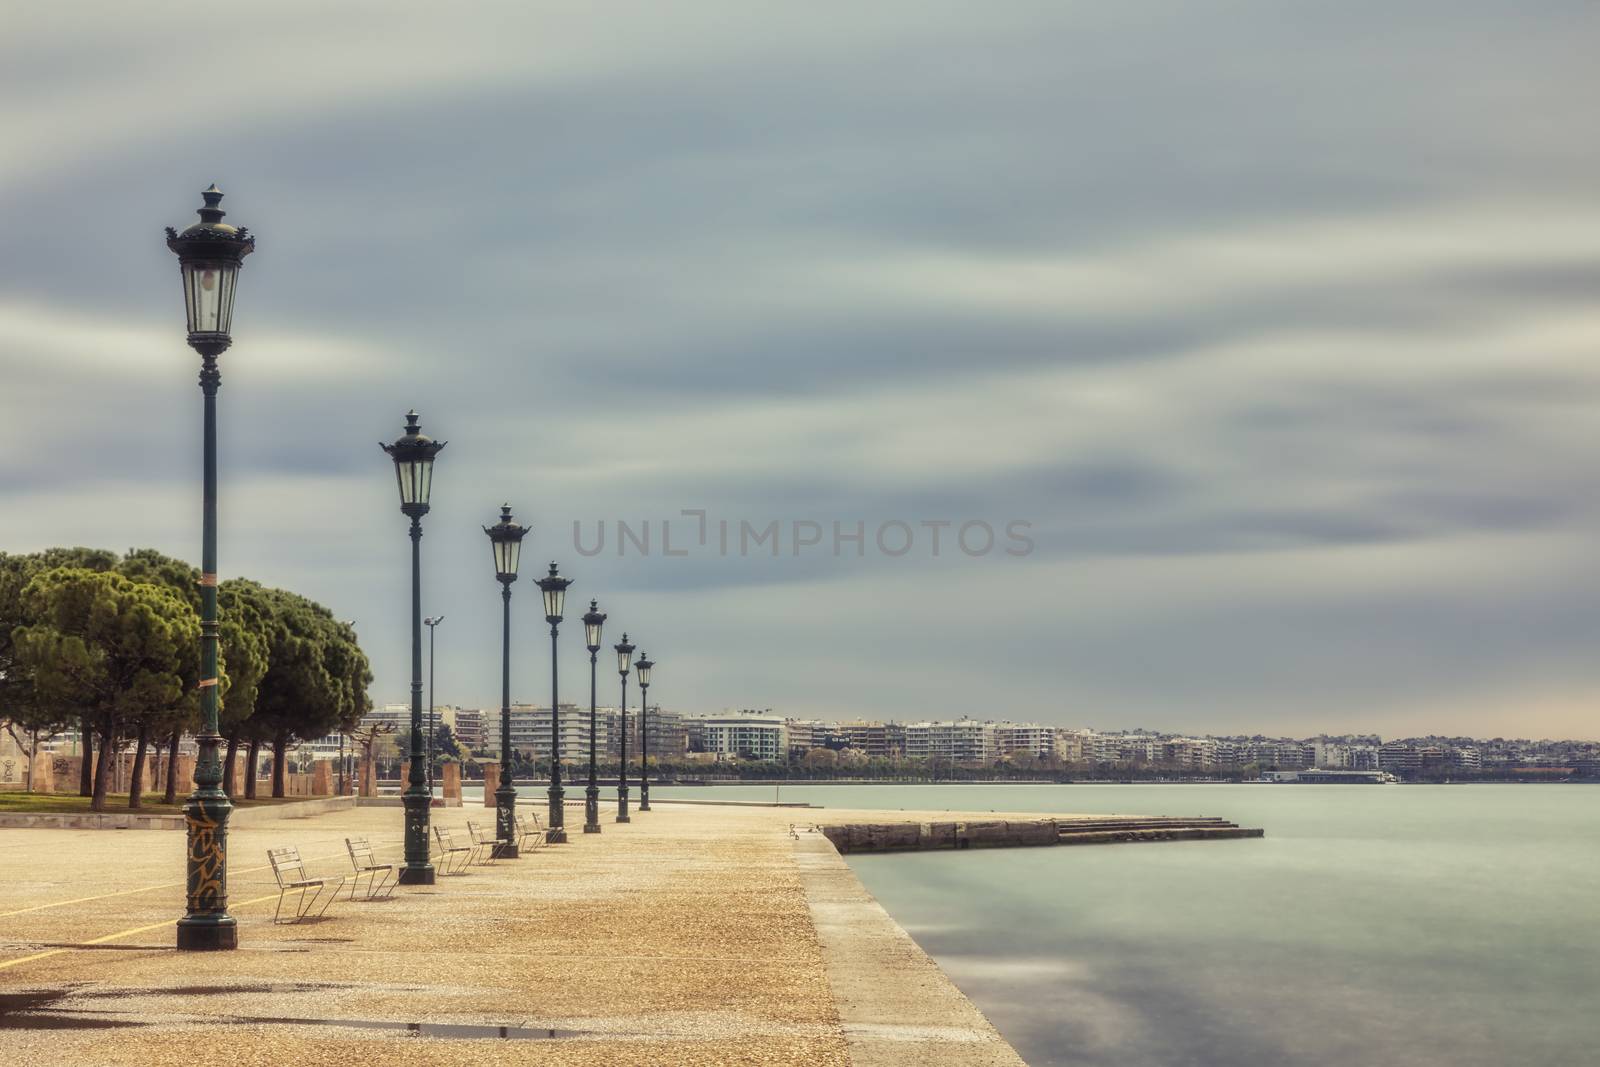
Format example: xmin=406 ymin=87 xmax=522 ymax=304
xmin=344 ymin=837 xmax=396 ymax=900
xmin=267 ymin=846 xmax=345 ymax=923
xmin=432 ymin=825 xmax=476 ymax=874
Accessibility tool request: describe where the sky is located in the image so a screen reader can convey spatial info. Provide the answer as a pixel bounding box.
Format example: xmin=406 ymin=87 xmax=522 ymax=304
xmin=3 ymin=1 xmax=1599 ymax=740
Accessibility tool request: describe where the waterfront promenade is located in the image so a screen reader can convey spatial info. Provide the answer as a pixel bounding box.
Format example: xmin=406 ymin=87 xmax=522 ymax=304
xmin=0 ymin=802 xmax=1052 ymax=1065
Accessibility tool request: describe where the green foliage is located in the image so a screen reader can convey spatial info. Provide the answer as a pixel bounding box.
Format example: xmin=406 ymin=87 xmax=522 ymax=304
xmin=252 ymin=586 xmax=367 ymax=745
xmin=1 ymin=546 xmax=373 ymax=808
xmin=13 ymin=567 xmax=197 ymax=723
xmin=0 ymin=548 xmax=119 ymax=734
xmin=12 ymin=567 xmax=199 ymax=809
xmin=216 ymin=579 xmax=272 ymax=732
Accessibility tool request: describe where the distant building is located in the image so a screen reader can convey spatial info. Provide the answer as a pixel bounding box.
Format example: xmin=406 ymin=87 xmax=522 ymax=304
xmin=785 ymin=719 xmax=826 ymax=756
xmin=831 ymin=720 xmax=906 ymax=758
xmin=479 ymin=704 xmax=601 ymax=762
xmin=904 ymin=720 xmax=997 ymax=764
xmin=995 ymin=723 xmax=1057 ymax=760
xmin=695 ymin=715 xmax=789 ymax=761
xmin=453 ymin=708 xmax=484 ymax=751
xmin=1164 ymin=737 xmax=1217 ymax=769
xmin=641 ymin=708 xmax=687 ymax=759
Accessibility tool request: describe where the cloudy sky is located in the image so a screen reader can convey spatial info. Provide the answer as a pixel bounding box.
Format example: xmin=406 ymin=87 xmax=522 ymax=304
xmin=4 ymin=2 xmax=1599 ymax=739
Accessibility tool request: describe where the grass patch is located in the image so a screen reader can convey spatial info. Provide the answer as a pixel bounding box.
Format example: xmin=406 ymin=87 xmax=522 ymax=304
xmin=0 ymin=791 xmax=310 ymax=814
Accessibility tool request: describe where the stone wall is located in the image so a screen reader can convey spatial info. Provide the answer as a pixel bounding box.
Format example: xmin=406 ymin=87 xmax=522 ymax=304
xmin=819 ymin=818 xmax=1061 ymax=853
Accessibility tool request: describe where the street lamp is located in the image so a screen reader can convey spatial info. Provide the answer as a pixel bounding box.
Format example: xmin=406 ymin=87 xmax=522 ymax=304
xmin=483 ymin=504 xmax=527 ymax=856
xmin=581 ymin=600 xmax=607 ymax=834
xmin=614 ymin=633 xmax=634 ymax=823
xmin=424 ymin=616 xmax=444 ymax=794
xmin=534 ymin=562 xmax=573 ymax=843
xmin=167 ymin=184 xmax=254 ymax=952
xmin=381 ymin=410 xmax=446 ymax=884
xmin=635 ymin=652 xmax=654 ymax=811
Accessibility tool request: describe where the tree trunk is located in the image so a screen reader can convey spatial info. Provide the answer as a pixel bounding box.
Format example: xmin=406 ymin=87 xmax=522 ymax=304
xmin=272 ymin=731 xmax=288 ymax=798
xmin=163 ymin=727 xmax=183 ymax=805
xmin=128 ymin=722 xmax=151 ymax=809
xmin=93 ymin=728 xmax=112 ymax=794
xmin=221 ymin=730 xmax=240 ymax=799
xmin=79 ymin=717 xmax=94 ymax=796
xmin=244 ymin=737 xmax=260 ymax=799
xmin=90 ymin=725 xmax=115 ymax=813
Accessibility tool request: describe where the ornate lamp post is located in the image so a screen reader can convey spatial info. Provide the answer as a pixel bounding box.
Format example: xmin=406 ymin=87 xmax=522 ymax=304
xmin=636 ymin=652 xmax=654 ymax=811
xmin=581 ymin=600 xmax=607 ymax=833
xmin=381 ymin=410 xmax=446 ymax=884
xmin=534 ymin=562 xmax=573 ymax=843
xmin=424 ymin=615 xmax=444 ymax=794
xmin=614 ymin=634 xmax=634 ymax=823
xmin=167 ymin=185 xmax=253 ymax=952
xmin=483 ymin=505 xmax=527 ymax=857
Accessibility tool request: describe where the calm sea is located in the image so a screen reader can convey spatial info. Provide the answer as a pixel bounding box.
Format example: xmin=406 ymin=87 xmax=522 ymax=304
xmin=653 ymin=782 xmax=1599 ymax=1066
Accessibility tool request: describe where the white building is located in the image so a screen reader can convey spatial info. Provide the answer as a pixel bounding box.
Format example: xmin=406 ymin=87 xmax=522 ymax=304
xmin=903 ymin=720 xmax=998 ymax=764
xmin=695 ymin=715 xmax=789 ymax=761
xmin=994 ymin=723 xmax=1057 ymax=760
xmin=479 ymin=704 xmax=607 ymax=762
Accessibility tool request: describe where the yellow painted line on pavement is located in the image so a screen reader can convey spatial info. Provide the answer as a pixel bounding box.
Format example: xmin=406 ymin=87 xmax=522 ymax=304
xmin=0 ymin=892 xmax=283 ymax=973
xmin=0 ymin=841 xmax=405 ymax=919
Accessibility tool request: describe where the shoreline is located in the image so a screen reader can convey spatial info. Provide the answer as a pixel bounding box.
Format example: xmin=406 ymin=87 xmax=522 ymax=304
xmin=795 ymin=828 xmax=1027 ymax=1065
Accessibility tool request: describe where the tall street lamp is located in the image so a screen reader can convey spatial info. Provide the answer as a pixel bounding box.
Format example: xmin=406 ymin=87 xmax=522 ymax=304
xmin=581 ymin=600 xmax=607 ymax=833
xmin=636 ymin=652 xmax=654 ymax=812
xmin=168 ymin=185 xmax=254 ymax=952
xmin=424 ymin=615 xmax=444 ymax=794
xmin=535 ymin=562 xmax=572 ymax=843
xmin=382 ymin=410 xmax=445 ymax=884
xmin=483 ymin=505 xmax=527 ymax=857
xmin=614 ymin=633 xmax=634 ymax=823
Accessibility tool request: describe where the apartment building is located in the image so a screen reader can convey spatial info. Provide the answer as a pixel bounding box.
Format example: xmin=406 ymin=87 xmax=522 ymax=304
xmin=453 ymin=708 xmax=484 ymax=751
xmin=994 ymin=723 xmax=1058 ymax=760
xmin=832 ymin=720 xmax=907 ymax=758
xmin=696 ymin=715 xmax=789 ymax=760
xmin=479 ymin=704 xmax=603 ymax=762
xmin=903 ymin=719 xmax=998 ymax=764
xmin=640 ymin=708 xmax=688 ymax=759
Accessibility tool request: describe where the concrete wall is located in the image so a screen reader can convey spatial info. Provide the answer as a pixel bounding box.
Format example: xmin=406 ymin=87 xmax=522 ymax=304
xmin=819 ymin=818 xmax=1060 ymax=854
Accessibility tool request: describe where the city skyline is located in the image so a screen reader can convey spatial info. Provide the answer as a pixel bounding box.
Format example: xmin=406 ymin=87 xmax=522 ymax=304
xmin=5 ymin=3 xmax=1600 ymax=739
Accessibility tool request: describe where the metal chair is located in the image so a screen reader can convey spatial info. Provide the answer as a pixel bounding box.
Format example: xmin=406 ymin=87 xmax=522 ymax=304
xmin=432 ymin=825 xmax=476 ymax=874
xmin=267 ymin=846 xmax=345 ymax=923
xmin=513 ymin=811 xmax=548 ymax=852
xmin=345 ymin=837 xmax=397 ymax=900
xmin=466 ymin=821 xmax=510 ymax=864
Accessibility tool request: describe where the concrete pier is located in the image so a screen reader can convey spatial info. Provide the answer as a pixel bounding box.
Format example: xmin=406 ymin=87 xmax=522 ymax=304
xmin=814 ymin=813 xmax=1264 ymax=853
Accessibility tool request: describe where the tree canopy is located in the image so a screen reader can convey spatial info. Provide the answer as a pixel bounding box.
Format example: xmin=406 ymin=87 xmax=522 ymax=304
xmin=0 ymin=547 xmax=371 ymax=810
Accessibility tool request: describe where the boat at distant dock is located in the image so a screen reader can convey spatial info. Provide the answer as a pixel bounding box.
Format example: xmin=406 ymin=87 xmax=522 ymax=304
xmin=1259 ymin=769 xmax=1399 ymax=783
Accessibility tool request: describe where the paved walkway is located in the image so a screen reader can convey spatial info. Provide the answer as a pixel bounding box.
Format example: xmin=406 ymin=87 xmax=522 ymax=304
xmin=0 ymin=803 xmax=852 ymax=1066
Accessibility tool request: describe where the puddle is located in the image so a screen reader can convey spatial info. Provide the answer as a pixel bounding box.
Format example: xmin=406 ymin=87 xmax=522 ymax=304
xmin=245 ymin=1018 xmax=577 ymax=1039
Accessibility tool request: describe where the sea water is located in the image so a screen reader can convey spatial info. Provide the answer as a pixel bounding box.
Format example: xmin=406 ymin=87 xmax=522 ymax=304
xmin=654 ymin=782 xmax=1599 ymax=1066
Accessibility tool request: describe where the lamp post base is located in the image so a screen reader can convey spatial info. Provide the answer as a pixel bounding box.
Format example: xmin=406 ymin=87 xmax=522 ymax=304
xmin=547 ymin=783 xmax=565 ymax=842
xmin=492 ymin=843 xmax=520 ymax=859
xmin=398 ymin=865 xmax=436 ymax=886
xmin=584 ymin=785 xmax=601 ymax=833
xmin=176 ymin=917 xmax=237 ymax=952
xmin=617 ymin=785 xmax=630 ymax=823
